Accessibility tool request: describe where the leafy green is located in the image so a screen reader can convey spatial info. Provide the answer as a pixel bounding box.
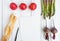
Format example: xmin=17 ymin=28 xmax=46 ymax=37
xmin=41 ymin=0 xmax=55 ymax=19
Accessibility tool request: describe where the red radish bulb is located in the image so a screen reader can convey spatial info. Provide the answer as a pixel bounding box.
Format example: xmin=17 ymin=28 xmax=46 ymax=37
xmin=51 ymin=27 xmax=58 ymax=39
xmin=10 ymin=3 xmax=17 ymax=10
xmin=29 ymin=3 xmax=37 ymax=10
xmin=43 ymin=27 xmax=50 ymax=40
xmin=19 ymin=3 xmax=27 ymax=10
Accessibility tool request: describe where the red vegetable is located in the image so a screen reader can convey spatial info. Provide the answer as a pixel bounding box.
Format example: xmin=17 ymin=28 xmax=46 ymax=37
xmin=10 ymin=2 xmax=17 ymax=10
xmin=19 ymin=3 xmax=27 ymax=10
xmin=43 ymin=27 xmax=50 ymax=40
xmin=29 ymin=3 xmax=37 ymax=10
xmin=51 ymin=27 xmax=58 ymax=39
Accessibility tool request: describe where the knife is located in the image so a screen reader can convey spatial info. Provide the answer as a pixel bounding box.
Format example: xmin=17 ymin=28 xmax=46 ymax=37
xmin=14 ymin=27 xmax=19 ymax=41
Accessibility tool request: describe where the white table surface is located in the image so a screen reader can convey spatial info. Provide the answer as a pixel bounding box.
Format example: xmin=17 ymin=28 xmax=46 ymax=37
xmin=0 ymin=0 xmax=60 ymax=41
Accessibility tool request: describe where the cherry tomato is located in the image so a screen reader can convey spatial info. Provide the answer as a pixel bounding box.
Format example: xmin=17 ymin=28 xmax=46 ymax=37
xmin=10 ymin=2 xmax=17 ymax=10
xmin=19 ymin=3 xmax=27 ymax=10
xmin=29 ymin=3 xmax=37 ymax=10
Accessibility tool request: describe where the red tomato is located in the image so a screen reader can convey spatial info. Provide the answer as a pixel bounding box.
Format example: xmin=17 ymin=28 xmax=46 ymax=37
xmin=19 ymin=3 xmax=27 ymax=10
xmin=29 ymin=3 xmax=37 ymax=10
xmin=10 ymin=3 xmax=17 ymax=10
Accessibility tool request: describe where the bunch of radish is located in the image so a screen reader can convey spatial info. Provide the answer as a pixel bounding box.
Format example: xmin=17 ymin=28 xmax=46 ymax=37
xmin=41 ymin=0 xmax=58 ymax=40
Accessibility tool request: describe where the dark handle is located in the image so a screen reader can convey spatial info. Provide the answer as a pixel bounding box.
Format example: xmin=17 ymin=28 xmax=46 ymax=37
xmin=14 ymin=28 xmax=19 ymax=41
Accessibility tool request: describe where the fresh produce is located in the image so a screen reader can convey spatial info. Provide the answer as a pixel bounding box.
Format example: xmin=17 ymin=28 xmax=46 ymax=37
xmin=47 ymin=0 xmax=55 ymax=19
xmin=19 ymin=3 xmax=27 ymax=10
xmin=43 ymin=27 xmax=50 ymax=40
xmin=29 ymin=3 xmax=37 ymax=10
xmin=10 ymin=2 xmax=17 ymax=10
xmin=41 ymin=0 xmax=55 ymax=19
xmin=41 ymin=0 xmax=48 ymax=19
xmin=51 ymin=27 xmax=58 ymax=39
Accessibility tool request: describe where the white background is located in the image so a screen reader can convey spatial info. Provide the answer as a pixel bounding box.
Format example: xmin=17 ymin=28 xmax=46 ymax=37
xmin=0 ymin=0 xmax=60 ymax=41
